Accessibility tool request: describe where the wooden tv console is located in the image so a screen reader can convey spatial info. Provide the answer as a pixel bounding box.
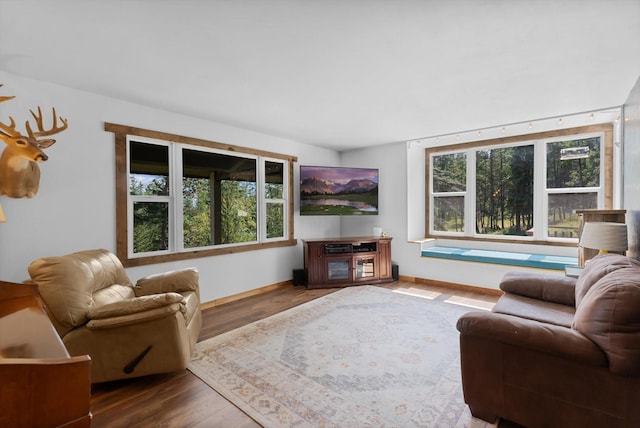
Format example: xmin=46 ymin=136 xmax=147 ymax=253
xmin=0 ymin=280 xmax=91 ymax=427
xmin=303 ymin=236 xmax=393 ymax=289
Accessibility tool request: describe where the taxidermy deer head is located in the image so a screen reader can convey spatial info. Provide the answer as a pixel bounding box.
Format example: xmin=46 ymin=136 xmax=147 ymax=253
xmin=0 ymin=83 xmax=68 ymax=222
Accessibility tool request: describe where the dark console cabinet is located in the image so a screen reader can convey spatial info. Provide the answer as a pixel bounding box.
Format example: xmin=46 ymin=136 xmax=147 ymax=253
xmin=303 ymin=237 xmax=393 ymax=289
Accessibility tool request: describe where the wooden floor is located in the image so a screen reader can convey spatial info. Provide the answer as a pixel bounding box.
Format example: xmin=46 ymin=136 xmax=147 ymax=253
xmin=90 ymin=280 xmax=500 ymax=427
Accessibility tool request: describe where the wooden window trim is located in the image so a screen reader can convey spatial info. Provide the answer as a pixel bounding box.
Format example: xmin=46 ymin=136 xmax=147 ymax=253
xmin=425 ymin=124 xmax=614 ymax=247
xmin=105 ymin=122 xmax=297 ymax=267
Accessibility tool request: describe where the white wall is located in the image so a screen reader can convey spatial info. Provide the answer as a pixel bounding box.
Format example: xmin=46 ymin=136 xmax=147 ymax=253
xmin=0 ymin=71 xmax=342 ymax=303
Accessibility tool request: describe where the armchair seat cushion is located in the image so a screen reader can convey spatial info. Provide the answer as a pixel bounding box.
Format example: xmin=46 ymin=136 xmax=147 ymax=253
xmin=87 ymin=293 xmax=185 ymax=320
xmin=92 ymin=284 xmax=135 ymax=307
xmin=86 ymin=302 xmax=185 ymax=329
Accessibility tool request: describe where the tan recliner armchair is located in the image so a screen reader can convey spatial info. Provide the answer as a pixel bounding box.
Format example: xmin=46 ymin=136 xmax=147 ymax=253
xmin=27 ymin=249 xmax=202 ymax=383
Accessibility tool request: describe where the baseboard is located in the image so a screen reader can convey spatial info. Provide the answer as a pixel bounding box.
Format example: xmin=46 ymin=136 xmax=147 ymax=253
xmin=201 ymin=280 xmax=292 ymax=309
xmin=201 ymin=275 xmax=501 ymax=309
xmin=398 ymin=275 xmax=503 ymax=296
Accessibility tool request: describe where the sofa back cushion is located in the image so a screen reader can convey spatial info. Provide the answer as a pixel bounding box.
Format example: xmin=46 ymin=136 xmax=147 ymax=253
xmin=572 ymin=255 xmax=640 ymax=375
xmin=28 ymin=249 xmax=133 ymax=334
xmin=575 ymin=254 xmax=634 ymax=307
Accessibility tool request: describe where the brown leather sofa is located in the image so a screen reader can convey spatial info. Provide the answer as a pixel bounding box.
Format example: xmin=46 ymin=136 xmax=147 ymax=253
xmin=457 ymin=253 xmax=640 ymax=428
xmin=28 ymin=249 xmax=202 ymax=383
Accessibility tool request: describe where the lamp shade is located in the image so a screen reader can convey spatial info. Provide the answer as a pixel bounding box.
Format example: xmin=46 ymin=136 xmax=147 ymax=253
xmin=579 ymin=222 xmax=628 ymax=252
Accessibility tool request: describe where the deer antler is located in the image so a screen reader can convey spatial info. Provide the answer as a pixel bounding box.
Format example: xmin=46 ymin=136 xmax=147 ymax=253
xmin=25 ymin=106 xmax=68 ymax=138
xmin=0 ymin=84 xmax=22 ymax=140
xmin=0 ymin=83 xmax=15 ymax=103
xmin=0 ymin=116 xmax=20 ymax=139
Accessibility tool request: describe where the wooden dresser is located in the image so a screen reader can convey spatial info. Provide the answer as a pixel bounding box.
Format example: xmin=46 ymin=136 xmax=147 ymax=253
xmin=0 ymin=280 xmax=92 ymax=427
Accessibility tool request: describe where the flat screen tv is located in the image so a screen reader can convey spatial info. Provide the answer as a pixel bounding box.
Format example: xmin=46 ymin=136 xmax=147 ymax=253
xmin=300 ymin=165 xmax=378 ymax=215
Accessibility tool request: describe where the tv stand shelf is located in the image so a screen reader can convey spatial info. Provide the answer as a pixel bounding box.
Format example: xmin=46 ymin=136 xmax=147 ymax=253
xmin=303 ymin=236 xmax=393 ymax=289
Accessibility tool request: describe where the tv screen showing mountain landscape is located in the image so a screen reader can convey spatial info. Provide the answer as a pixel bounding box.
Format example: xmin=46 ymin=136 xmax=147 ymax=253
xmin=300 ymin=166 xmax=378 ymax=215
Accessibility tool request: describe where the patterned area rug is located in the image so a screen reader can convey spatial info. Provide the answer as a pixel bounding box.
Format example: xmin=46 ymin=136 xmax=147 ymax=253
xmin=189 ymin=285 xmax=497 ymax=427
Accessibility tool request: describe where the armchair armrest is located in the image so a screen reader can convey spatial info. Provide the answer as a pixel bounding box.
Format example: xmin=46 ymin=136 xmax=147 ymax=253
xmin=500 ymin=271 xmax=576 ymax=306
xmin=457 ymin=311 xmax=607 ymax=367
xmin=86 ymin=293 xmax=185 ymax=329
xmin=134 ymin=267 xmax=199 ymax=297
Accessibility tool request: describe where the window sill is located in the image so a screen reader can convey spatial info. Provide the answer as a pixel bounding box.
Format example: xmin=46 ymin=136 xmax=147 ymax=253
xmin=120 ymin=239 xmax=298 ymax=267
xmin=421 ymin=245 xmax=577 ymax=271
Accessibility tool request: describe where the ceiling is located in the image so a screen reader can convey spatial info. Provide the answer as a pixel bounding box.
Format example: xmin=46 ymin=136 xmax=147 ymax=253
xmin=1 ymin=0 xmax=639 ymax=152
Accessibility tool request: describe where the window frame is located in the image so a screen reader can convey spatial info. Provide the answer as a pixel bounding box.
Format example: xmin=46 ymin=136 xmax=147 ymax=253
xmin=262 ymin=157 xmax=288 ymax=241
xmin=106 ymin=123 xmax=297 ymax=267
xmin=425 ymin=124 xmax=614 ymax=246
xmin=128 ymin=138 xmax=172 ymax=258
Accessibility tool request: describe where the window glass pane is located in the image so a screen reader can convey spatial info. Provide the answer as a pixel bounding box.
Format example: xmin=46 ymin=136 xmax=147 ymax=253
xmin=265 ymin=161 xmax=284 ymax=199
xmin=266 ymin=202 xmax=284 ymax=238
xmin=433 ymin=153 xmax=466 ymax=192
xmin=130 ymin=141 xmax=169 ymax=196
xmin=476 ymin=145 xmax=534 ymax=236
xmin=220 ymin=179 xmax=257 ymax=244
xmin=433 ymin=196 xmax=464 ymax=232
xmin=133 ymin=201 xmax=168 ymax=253
xmin=183 ymin=148 xmax=257 ymax=246
xmin=547 ymin=137 xmax=600 ymax=188
xmin=548 ymin=192 xmax=597 ymax=238
xmin=183 ymin=176 xmax=212 ymax=248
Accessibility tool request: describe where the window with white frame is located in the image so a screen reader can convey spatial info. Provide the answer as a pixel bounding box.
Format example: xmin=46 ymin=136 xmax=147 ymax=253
xmin=427 ymin=124 xmax=613 ymax=243
xmin=106 ymin=123 xmax=296 ymax=267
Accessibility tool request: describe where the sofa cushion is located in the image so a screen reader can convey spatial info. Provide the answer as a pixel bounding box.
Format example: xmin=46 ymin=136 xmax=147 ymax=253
xmin=493 ymin=293 xmax=575 ymax=328
xmin=575 ymin=253 xmax=632 ymax=306
xmin=500 ymin=271 xmax=576 ymax=306
xmin=87 ymin=292 xmax=185 ymax=319
xmin=28 ymin=249 xmax=132 ymax=331
xmin=92 ymin=283 xmax=136 ymax=307
xmin=572 ymin=257 xmax=640 ymax=375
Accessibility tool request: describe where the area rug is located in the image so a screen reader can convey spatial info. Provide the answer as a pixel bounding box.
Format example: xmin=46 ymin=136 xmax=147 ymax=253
xmin=188 ymin=285 xmax=496 ymax=427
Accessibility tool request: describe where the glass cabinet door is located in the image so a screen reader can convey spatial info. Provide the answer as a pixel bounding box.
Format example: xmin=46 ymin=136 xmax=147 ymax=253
xmin=355 ymin=256 xmax=376 ymax=280
xmin=327 ymin=258 xmax=351 ymax=281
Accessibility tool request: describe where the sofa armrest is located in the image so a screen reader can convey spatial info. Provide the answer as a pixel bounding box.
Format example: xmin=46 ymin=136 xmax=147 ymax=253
xmin=134 ymin=267 xmax=199 ymax=297
xmin=456 ymin=311 xmax=607 ymax=367
xmin=500 ymin=271 xmax=576 ymax=306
